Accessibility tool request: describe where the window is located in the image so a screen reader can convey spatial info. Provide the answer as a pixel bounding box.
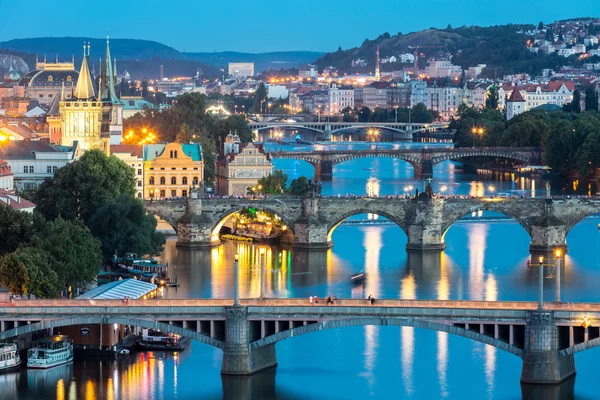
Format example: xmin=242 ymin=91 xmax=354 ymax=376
xmin=149 ymin=177 xmax=155 ymax=185
xmin=39 ymin=94 xmax=44 ymax=98
xmin=137 ymin=193 xmax=142 ymax=198
xmin=23 ymin=166 xmax=34 ymax=173
xmin=159 ymin=190 xmax=165 ymax=198
xmin=149 ymin=168 xmax=154 ymax=171
xmin=182 ymin=190 xmax=187 ymax=197
xmin=182 ymin=177 xmax=188 ymax=185
xmin=171 ymin=177 xmax=176 ymax=185
xmin=47 ymin=166 xmax=52 ymax=173
xmin=160 ymin=177 xmax=165 ymax=185
xmin=169 ymin=150 xmax=178 ymax=158
xmin=67 ymin=75 xmax=72 ymax=82
xmin=48 ymin=75 xmax=53 ymax=82
xmin=192 ymin=177 xmax=199 ymax=185
xmin=137 ymin=181 xmax=142 ymax=187
xmin=171 ymin=190 xmax=177 ymax=197
xmin=137 ymin=169 xmax=142 ymax=175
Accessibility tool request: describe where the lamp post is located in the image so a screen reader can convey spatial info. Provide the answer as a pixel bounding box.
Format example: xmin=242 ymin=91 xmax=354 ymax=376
xmin=394 ymin=106 xmax=399 ymax=123
xmin=260 ymin=248 xmax=266 ymax=299
xmin=488 ymin=185 xmax=496 ymax=197
xmin=555 ymin=248 xmax=562 ymax=303
xmin=234 ymin=253 xmax=240 ymax=306
xmin=538 ymin=255 xmax=544 ymax=310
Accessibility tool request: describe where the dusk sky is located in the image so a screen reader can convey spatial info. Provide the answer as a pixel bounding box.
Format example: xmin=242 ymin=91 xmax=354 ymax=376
xmin=1 ymin=0 xmax=599 ymax=53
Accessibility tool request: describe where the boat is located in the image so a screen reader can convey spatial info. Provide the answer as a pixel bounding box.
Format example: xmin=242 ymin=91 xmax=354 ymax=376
xmin=350 ymin=271 xmax=366 ymax=284
xmin=137 ymin=329 xmax=188 ymax=351
xmin=0 ymin=343 xmax=21 ymax=372
xmin=27 ymin=336 xmax=73 ymax=369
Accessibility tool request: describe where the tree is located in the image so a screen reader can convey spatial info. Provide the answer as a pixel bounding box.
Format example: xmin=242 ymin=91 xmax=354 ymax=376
xmin=538 ymin=21 xmax=544 ymax=30
xmin=585 ymin=86 xmax=599 ymax=112
xmin=577 ymin=132 xmax=600 ymax=175
xmin=0 ymin=246 xmax=59 ymax=298
xmin=35 ymin=218 xmax=102 ymax=290
xmin=253 ymin=83 xmax=268 ymax=113
xmin=34 ymin=149 xmax=135 ymax=224
xmin=570 ymin=90 xmax=582 ymax=114
xmin=357 ymin=106 xmax=371 ymax=122
xmin=0 ymin=206 xmax=35 ymax=256
xmin=287 ymin=176 xmax=309 ymax=196
xmin=256 ymin=170 xmax=288 ymax=194
xmin=410 ymin=103 xmax=434 ymax=123
xmin=88 ymin=196 xmax=165 ymax=263
xmin=485 ymin=86 xmax=499 ymax=110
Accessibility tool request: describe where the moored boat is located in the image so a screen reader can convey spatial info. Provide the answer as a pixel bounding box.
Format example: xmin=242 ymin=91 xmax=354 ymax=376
xmin=0 ymin=343 xmax=21 ymax=372
xmin=27 ymin=336 xmax=73 ymax=369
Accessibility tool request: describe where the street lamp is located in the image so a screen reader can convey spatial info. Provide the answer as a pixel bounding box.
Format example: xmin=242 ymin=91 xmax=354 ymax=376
xmin=234 ymin=253 xmax=240 ymax=306
xmin=555 ymin=248 xmax=562 ymax=303
xmin=394 ymin=106 xmax=399 ymax=123
xmin=488 ymin=185 xmax=496 ymax=197
xmin=538 ymin=256 xmax=544 ymax=310
xmin=440 ymin=185 xmax=448 ymax=196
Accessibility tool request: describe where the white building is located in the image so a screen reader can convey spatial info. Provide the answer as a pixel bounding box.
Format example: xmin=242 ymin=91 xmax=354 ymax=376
xmin=328 ymin=84 xmax=354 ymax=114
xmin=573 ymin=44 xmax=587 ymax=54
xmin=590 ymin=49 xmax=600 ymax=57
xmin=410 ymin=80 xmax=428 ymax=107
xmin=110 ymin=145 xmax=144 ymax=199
xmin=506 ymin=86 xmax=526 ymax=120
xmin=267 ymin=85 xmax=289 ymax=99
xmin=427 ymin=60 xmax=463 ymax=79
xmin=299 ymin=64 xmax=318 ymax=78
xmin=228 ymin=62 xmax=255 ymax=78
xmin=498 ymin=82 xmax=575 ymax=112
xmin=400 ymin=53 xmax=415 ymax=63
xmin=558 ymin=48 xmax=576 ymax=57
xmin=3 ymin=140 xmax=79 ymax=191
xmin=0 ymin=159 xmax=13 ymax=190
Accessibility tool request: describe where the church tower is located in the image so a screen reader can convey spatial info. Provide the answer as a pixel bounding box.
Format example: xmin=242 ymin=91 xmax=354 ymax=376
xmin=98 ymin=36 xmax=124 ymax=144
xmin=60 ymin=43 xmax=111 ymax=154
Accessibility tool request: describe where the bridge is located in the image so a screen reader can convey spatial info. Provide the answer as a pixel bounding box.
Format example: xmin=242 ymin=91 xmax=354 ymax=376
xmin=248 ymin=121 xmax=450 ymax=141
xmin=246 ymin=114 xmax=307 ymax=122
xmin=1 ymin=298 xmax=599 ymax=384
xmin=145 ymin=192 xmax=599 ymax=254
xmin=269 ymin=147 xmax=542 ymax=179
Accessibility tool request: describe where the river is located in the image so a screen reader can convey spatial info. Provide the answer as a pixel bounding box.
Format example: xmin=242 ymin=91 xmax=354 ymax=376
xmin=7 ymin=143 xmax=600 ymax=399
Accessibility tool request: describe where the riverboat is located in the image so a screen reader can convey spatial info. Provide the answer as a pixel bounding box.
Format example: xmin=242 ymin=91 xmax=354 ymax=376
xmin=0 ymin=343 xmax=21 ymax=372
xmin=137 ymin=329 xmax=188 ymax=351
xmin=27 ymin=336 xmax=73 ymax=369
xmin=350 ymin=271 xmax=365 ymax=284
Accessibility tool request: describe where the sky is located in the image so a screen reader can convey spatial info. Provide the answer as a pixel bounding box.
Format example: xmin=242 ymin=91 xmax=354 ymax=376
xmin=1 ymin=0 xmax=599 ymax=53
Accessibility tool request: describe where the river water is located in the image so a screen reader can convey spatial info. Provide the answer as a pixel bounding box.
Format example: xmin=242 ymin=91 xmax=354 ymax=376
xmin=7 ymin=143 xmax=600 ymax=399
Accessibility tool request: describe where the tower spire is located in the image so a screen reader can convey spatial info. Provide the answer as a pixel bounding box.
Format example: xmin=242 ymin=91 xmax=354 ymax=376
xmin=74 ymin=41 xmax=95 ymax=100
xmin=100 ymin=34 xmax=119 ymax=102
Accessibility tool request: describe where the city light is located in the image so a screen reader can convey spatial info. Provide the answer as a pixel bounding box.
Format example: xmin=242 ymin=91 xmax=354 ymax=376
xmin=488 ymin=185 xmax=496 ymax=196
xmin=123 ymin=128 xmax=158 ymax=145
xmin=440 ymin=185 xmax=448 ymax=194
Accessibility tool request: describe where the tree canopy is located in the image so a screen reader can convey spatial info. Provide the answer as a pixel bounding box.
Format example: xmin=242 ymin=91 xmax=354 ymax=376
xmin=255 ymin=170 xmax=288 ymax=194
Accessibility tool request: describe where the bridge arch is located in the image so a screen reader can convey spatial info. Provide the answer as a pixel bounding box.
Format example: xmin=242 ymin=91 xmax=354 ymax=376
xmin=250 ymin=317 xmax=524 ymax=358
xmin=0 ymin=316 xmax=224 ymax=349
xmin=441 ymin=204 xmax=533 ymax=238
xmin=250 ymin=125 xmax=325 ymax=135
xmin=430 ymin=150 xmax=534 ymax=168
xmin=563 ymin=211 xmax=600 ymax=236
xmin=210 ymin=206 xmax=297 ymax=243
xmin=329 ymin=125 xmax=408 ymax=136
xmin=326 ymin=209 xmax=408 ymax=242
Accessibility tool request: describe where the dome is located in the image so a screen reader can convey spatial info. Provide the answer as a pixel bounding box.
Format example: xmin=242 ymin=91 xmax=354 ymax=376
xmin=29 ymin=69 xmax=79 ymax=88
xmin=3 ymin=65 xmax=21 ymax=82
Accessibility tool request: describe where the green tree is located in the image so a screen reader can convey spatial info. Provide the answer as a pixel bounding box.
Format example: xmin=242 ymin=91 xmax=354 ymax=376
xmin=485 ymin=86 xmax=500 ymax=110
xmin=357 ymin=106 xmax=371 ymax=122
xmin=538 ymin=21 xmax=544 ymax=30
xmin=88 ymin=195 xmax=165 ymax=263
xmin=0 ymin=246 xmax=60 ymax=298
xmin=253 ymin=83 xmax=268 ymax=113
xmin=287 ymin=176 xmax=309 ymax=196
xmin=585 ymin=86 xmax=599 ymax=112
xmin=0 ymin=206 xmax=35 ymax=256
xmin=571 ymin=90 xmax=582 ymax=113
xmin=577 ymin=132 xmax=600 ymax=175
xmin=176 ymin=123 xmax=217 ymax=182
xmin=256 ymin=170 xmax=288 ymax=194
xmin=411 ymin=103 xmax=435 ymax=123
xmin=35 ymin=218 xmax=102 ymax=290
xmin=34 ymin=150 xmax=135 ymax=224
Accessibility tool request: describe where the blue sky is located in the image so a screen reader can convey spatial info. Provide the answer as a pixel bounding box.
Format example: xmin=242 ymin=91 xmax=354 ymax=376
xmin=1 ymin=0 xmax=599 ymax=53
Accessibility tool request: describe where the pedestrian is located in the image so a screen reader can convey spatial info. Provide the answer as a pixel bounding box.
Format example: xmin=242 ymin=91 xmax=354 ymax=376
xmin=309 ymin=296 xmax=313 ymax=304
xmin=370 ymin=296 xmax=375 ymax=305
xmin=314 ymin=296 xmax=319 ymax=304
xmin=367 ymin=294 xmax=372 ymax=302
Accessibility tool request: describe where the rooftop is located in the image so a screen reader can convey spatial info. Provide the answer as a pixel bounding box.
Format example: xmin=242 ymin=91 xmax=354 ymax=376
xmin=143 ymin=143 xmax=202 ymax=161
xmin=77 ymin=279 xmax=157 ymax=300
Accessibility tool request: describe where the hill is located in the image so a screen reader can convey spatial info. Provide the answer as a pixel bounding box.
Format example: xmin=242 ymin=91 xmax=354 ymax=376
xmin=0 ymin=37 xmax=220 ymax=79
xmin=314 ymin=23 xmax=573 ymax=77
xmin=184 ymin=51 xmax=325 ymax=73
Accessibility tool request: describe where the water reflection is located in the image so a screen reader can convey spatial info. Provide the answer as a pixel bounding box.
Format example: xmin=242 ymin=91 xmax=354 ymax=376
xmin=436 ymin=332 xmax=448 ymax=398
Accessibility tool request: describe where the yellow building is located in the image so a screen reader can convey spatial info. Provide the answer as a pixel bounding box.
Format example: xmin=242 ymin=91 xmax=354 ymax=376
xmin=143 ymin=143 xmax=203 ymax=199
xmin=215 ymin=134 xmax=273 ymax=196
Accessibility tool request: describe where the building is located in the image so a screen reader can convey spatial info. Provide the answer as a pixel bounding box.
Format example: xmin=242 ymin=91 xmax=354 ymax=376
xmin=228 ymin=62 xmax=255 ymax=78
xmin=328 ymin=84 xmax=354 ymax=114
xmin=121 ymin=96 xmax=154 ymax=119
xmin=267 ymin=85 xmax=289 ymax=99
xmin=60 ymin=40 xmax=123 ymax=152
xmin=0 ymin=124 xmax=36 ymax=141
xmin=215 ymin=134 xmax=273 ymax=196
xmin=20 ymin=57 xmax=78 ymax=106
xmin=506 ymin=85 xmax=526 ymax=120
xmin=111 ymin=144 xmax=144 ymax=198
xmin=498 ymin=82 xmax=575 ymax=112
xmin=427 ymin=60 xmax=463 ymax=79
xmin=143 ymin=143 xmax=203 ymax=199
xmin=400 ymin=53 xmax=415 ymax=64
xmin=387 ymin=83 xmax=412 ymax=109
xmin=363 ymin=82 xmax=389 ymax=109
xmin=0 ymin=159 xmax=13 ymax=190
xmin=299 ymin=64 xmax=318 ymax=78
xmin=2 ymin=139 xmax=79 ymax=191
xmin=410 ymin=80 xmax=428 ymax=107
xmin=0 ymin=188 xmax=35 ymax=213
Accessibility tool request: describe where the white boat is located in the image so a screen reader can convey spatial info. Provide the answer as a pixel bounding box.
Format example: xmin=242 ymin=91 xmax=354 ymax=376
xmin=27 ymin=336 xmax=73 ymax=369
xmin=0 ymin=343 xmax=21 ymax=372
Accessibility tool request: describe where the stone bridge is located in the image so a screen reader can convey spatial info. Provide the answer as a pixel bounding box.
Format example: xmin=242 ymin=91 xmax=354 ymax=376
xmin=248 ymin=121 xmax=449 ymax=141
xmin=270 ymin=147 xmax=542 ymax=179
xmin=145 ymin=194 xmax=600 ymax=254
xmin=2 ymin=298 xmax=600 ymax=384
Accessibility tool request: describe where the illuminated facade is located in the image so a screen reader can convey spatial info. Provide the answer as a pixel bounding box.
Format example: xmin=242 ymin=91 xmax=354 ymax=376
xmin=215 ymin=135 xmax=273 ymax=196
xmin=21 ymin=57 xmax=78 ymax=106
xmin=143 ymin=143 xmax=203 ymax=199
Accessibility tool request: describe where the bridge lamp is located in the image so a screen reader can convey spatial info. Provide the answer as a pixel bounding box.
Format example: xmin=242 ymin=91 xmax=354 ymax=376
xmin=488 ymin=185 xmax=496 ymax=196
xmin=538 ymin=256 xmax=544 ymax=264
xmin=555 ymin=248 xmax=562 ymax=258
xmin=582 ymin=316 xmax=591 ymax=329
xmin=440 ymin=185 xmax=448 ymax=194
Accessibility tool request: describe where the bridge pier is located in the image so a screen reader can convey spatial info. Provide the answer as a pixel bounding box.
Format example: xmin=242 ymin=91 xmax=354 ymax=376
xmin=521 ymin=311 xmax=576 ymax=385
xmin=405 ymin=198 xmax=446 ymax=252
xmin=176 ymin=214 xmax=220 ymax=248
xmin=413 ymin=161 xmax=433 ymax=179
xmin=529 ymin=216 xmax=567 ymax=256
xmin=221 ymin=307 xmax=277 ymax=375
xmin=314 ymin=160 xmax=333 ymax=181
xmin=292 ymin=197 xmax=332 ymax=249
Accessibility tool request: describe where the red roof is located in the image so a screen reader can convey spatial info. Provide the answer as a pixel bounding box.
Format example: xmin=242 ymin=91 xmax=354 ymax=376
xmin=507 ymin=87 xmax=526 ymax=102
xmin=110 ymin=144 xmax=143 ymax=158
xmin=0 ymin=160 xmax=12 ymax=177
xmin=0 ymin=188 xmax=35 ymax=211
